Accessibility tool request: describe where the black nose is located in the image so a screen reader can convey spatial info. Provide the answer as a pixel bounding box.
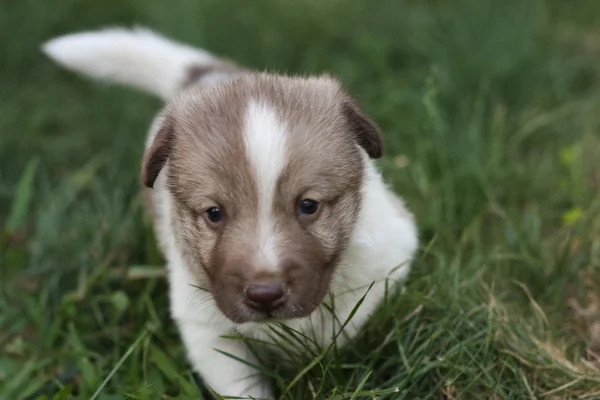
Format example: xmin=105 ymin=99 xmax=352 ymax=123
xmin=245 ymin=284 xmax=286 ymax=311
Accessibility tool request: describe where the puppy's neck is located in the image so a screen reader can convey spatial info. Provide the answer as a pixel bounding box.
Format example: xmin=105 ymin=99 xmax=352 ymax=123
xmin=332 ymin=154 xmax=418 ymax=295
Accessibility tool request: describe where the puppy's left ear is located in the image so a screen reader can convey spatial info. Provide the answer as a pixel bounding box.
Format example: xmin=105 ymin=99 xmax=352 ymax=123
xmin=342 ymin=98 xmax=383 ymax=159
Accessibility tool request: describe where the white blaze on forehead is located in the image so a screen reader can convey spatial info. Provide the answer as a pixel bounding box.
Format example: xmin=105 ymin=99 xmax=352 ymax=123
xmin=243 ymin=100 xmax=287 ymax=271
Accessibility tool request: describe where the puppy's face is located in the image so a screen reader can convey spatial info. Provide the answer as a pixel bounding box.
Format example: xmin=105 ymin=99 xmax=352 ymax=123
xmin=143 ymin=74 xmax=382 ymax=323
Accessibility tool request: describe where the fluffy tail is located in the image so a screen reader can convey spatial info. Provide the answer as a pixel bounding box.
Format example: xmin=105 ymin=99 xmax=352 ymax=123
xmin=42 ymin=27 xmax=240 ymax=100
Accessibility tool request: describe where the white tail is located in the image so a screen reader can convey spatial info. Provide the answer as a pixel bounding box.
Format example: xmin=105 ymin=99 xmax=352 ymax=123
xmin=42 ymin=27 xmax=225 ymax=100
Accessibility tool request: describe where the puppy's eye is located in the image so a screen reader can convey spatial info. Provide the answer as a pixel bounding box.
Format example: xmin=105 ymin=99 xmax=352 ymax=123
xmin=298 ymin=199 xmax=320 ymax=216
xmin=205 ymin=207 xmax=224 ymax=224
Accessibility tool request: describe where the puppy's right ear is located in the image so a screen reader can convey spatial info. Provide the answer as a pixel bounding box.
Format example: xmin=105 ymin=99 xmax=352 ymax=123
xmin=142 ymin=115 xmax=175 ymax=189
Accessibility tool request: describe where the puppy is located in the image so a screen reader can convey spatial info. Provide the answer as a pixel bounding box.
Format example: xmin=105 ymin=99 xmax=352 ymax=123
xmin=42 ymin=27 xmax=419 ymax=399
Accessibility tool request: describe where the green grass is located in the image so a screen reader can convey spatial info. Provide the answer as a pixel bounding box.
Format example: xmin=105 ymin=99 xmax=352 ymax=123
xmin=2 ymin=0 xmax=600 ymax=398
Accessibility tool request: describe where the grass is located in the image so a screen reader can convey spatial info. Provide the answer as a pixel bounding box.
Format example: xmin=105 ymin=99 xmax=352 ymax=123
xmin=2 ymin=0 xmax=600 ymax=398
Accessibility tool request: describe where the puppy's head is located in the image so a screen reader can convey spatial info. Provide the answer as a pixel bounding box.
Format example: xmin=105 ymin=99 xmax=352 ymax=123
xmin=143 ymin=74 xmax=382 ymax=323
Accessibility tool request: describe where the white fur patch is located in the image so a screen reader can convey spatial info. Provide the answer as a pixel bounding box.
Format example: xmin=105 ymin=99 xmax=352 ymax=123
xmin=243 ymin=101 xmax=287 ymax=272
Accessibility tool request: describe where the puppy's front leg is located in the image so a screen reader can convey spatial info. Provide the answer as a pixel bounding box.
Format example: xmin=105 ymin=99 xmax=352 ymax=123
xmin=177 ymin=321 xmax=273 ymax=399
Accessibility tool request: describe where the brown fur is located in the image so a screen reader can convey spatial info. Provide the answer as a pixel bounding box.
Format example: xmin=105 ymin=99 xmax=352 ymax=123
xmin=181 ymin=59 xmax=244 ymax=89
xmin=142 ymin=73 xmax=382 ymax=323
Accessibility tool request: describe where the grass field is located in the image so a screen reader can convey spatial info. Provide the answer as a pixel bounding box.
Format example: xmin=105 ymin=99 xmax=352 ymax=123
xmin=2 ymin=0 xmax=600 ymax=398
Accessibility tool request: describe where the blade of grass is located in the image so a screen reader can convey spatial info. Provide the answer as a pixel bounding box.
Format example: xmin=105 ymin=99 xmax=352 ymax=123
xmin=89 ymin=330 xmax=149 ymax=400
xmin=5 ymin=157 xmax=39 ymax=234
